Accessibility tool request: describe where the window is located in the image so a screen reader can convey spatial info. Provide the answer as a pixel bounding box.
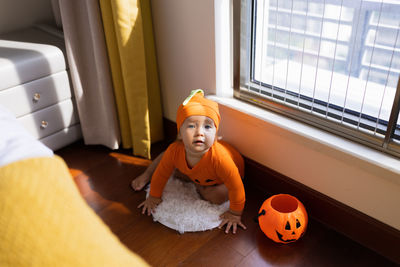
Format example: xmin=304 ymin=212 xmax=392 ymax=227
xmin=234 ymin=0 xmax=400 ymax=157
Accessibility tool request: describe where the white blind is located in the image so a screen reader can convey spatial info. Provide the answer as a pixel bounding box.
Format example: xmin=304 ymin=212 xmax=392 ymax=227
xmin=240 ymin=0 xmax=400 ymax=149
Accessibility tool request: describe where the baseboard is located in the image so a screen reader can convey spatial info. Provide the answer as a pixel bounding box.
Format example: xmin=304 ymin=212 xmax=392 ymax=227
xmin=162 ymin=117 xmax=400 ymax=264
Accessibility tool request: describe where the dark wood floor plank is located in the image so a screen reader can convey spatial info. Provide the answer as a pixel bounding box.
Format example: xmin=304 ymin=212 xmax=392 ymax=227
xmin=179 ymin=232 xmax=245 ymax=267
xmin=55 ymin=142 xmax=398 ymax=267
xmin=56 ymin=141 xmax=111 ymax=172
xmin=238 ymin=249 xmax=275 ymax=267
xmin=137 ymin=229 xmax=219 ymax=266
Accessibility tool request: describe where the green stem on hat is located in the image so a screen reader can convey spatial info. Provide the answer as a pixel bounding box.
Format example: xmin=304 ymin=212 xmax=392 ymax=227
xmin=182 ymin=89 xmax=204 ymax=106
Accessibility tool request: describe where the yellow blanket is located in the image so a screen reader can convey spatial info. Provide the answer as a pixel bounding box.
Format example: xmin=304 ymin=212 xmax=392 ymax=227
xmin=0 ymin=156 xmax=148 ymax=267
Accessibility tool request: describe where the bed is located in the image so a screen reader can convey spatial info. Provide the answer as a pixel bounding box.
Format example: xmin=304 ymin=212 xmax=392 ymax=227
xmin=0 ymin=104 xmax=147 ymax=266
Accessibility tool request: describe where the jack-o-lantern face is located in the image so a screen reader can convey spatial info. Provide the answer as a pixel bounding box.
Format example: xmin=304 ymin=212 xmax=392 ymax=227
xmin=275 ymin=217 xmax=304 ymax=243
xmin=258 ymin=194 xmax=308 ymax=243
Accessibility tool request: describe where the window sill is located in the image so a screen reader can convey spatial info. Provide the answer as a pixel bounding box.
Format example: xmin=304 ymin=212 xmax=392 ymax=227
xmin=208 ymin=95 xmax=400 ymax=185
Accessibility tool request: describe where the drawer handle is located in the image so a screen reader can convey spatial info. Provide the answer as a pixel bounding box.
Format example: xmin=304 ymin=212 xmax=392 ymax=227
xmin=40 ymin=120 xmax=48 ymax=129
xmin=33 ymin=93 xmax=41 ymax=102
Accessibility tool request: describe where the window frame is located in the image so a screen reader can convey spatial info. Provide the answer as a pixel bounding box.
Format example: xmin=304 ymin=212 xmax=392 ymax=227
xmin=233 ymin=0 xmax=400 ymax=158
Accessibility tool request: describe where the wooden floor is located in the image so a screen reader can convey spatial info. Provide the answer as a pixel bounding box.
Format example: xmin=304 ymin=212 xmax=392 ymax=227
xmin=56 ymin=141 xmax=397 ymax=267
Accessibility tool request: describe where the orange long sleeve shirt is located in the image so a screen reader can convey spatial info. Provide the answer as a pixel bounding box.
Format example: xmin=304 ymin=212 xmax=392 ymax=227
xmin=149 ymin=140 xmax=246 ymax=212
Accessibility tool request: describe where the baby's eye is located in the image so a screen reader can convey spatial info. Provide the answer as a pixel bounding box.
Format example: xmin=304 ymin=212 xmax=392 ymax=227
xmin=187 ymin=124 xmax=195 ymax=128
xmin=205 ymin=124 xmax=213 ymax=129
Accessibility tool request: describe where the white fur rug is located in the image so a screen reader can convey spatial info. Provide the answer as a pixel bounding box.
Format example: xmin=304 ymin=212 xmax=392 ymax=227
xmin=146 ymin=176 xmax=229 ymax=234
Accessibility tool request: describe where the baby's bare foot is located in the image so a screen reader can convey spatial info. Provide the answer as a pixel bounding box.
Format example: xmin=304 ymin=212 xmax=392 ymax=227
xmin=131 ymin=173 xmax=151 ymax=191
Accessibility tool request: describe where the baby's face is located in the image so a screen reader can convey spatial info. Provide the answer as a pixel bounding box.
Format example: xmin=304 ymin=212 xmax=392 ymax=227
xmin=179 ymin=115 xmax=217 ymax=156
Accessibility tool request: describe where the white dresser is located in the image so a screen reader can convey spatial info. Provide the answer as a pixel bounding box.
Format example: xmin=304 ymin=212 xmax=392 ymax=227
xmin=0 ymin=26 xmax=82 ymax=151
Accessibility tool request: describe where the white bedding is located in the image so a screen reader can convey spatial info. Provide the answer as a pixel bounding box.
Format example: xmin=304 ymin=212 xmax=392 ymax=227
xmin=0 ymin=104 xmax=53 ymax=168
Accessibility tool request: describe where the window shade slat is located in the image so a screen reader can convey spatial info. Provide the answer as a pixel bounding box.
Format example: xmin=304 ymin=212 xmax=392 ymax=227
xmin=326 ymin=0 xmax=344 ymax=118
xmin=341 ymin=0 xmax=364 ymax=124
xmin=284 ymin=0 xmax=295 ymax=103
xmin=311 ymin=0 xmax=327 ymax=112
xmin=298 ymin=0 xmax=310 ymax=108
xmin=357 ymin=0 xmax=384 ymax=130
xmin=375 ymin=22 xmax=400 ymax=134
xmin=271 ymin=0 xmax=279 ymax=98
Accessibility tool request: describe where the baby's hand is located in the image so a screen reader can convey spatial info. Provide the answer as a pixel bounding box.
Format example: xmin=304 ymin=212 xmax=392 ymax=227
xmin=137 ymin=195 xmax=162 ymax=216
xmin=218 ymin=210 xmax=246 ymax=234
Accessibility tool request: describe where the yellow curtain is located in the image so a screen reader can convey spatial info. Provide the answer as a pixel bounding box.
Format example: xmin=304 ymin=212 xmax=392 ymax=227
xmin=99 ymin=0 xmax=163 ymax=159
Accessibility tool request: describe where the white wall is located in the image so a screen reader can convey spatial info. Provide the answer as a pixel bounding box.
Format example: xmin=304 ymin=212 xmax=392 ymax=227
xmin=151 ymin=0 xmax=216 ymax=121
xmin=0 ymin=0 xmax=55 ymax=34
xmin=151 ymin=0 xmax=400 ymax=230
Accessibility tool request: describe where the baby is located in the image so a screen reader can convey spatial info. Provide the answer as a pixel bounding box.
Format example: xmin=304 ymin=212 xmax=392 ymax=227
xmin=132 ymin=89 xmax=246 ymax=234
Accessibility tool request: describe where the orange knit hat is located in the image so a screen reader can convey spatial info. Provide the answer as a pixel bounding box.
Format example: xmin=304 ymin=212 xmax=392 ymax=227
xmin=176 ymin=89 xmax=220 ymax=132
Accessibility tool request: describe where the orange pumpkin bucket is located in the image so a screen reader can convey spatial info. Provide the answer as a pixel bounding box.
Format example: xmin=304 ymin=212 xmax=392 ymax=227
xmin=258 ymin=194 xmax=308 ymax=243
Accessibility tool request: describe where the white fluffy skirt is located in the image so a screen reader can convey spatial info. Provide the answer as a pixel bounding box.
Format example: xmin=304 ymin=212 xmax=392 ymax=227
xmin=146 ymin=176 xmax=229 ymax=234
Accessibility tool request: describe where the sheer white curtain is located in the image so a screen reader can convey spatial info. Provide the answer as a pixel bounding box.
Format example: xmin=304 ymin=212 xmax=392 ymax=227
xmin=58 ymin=0 xmax=120 ymax=149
